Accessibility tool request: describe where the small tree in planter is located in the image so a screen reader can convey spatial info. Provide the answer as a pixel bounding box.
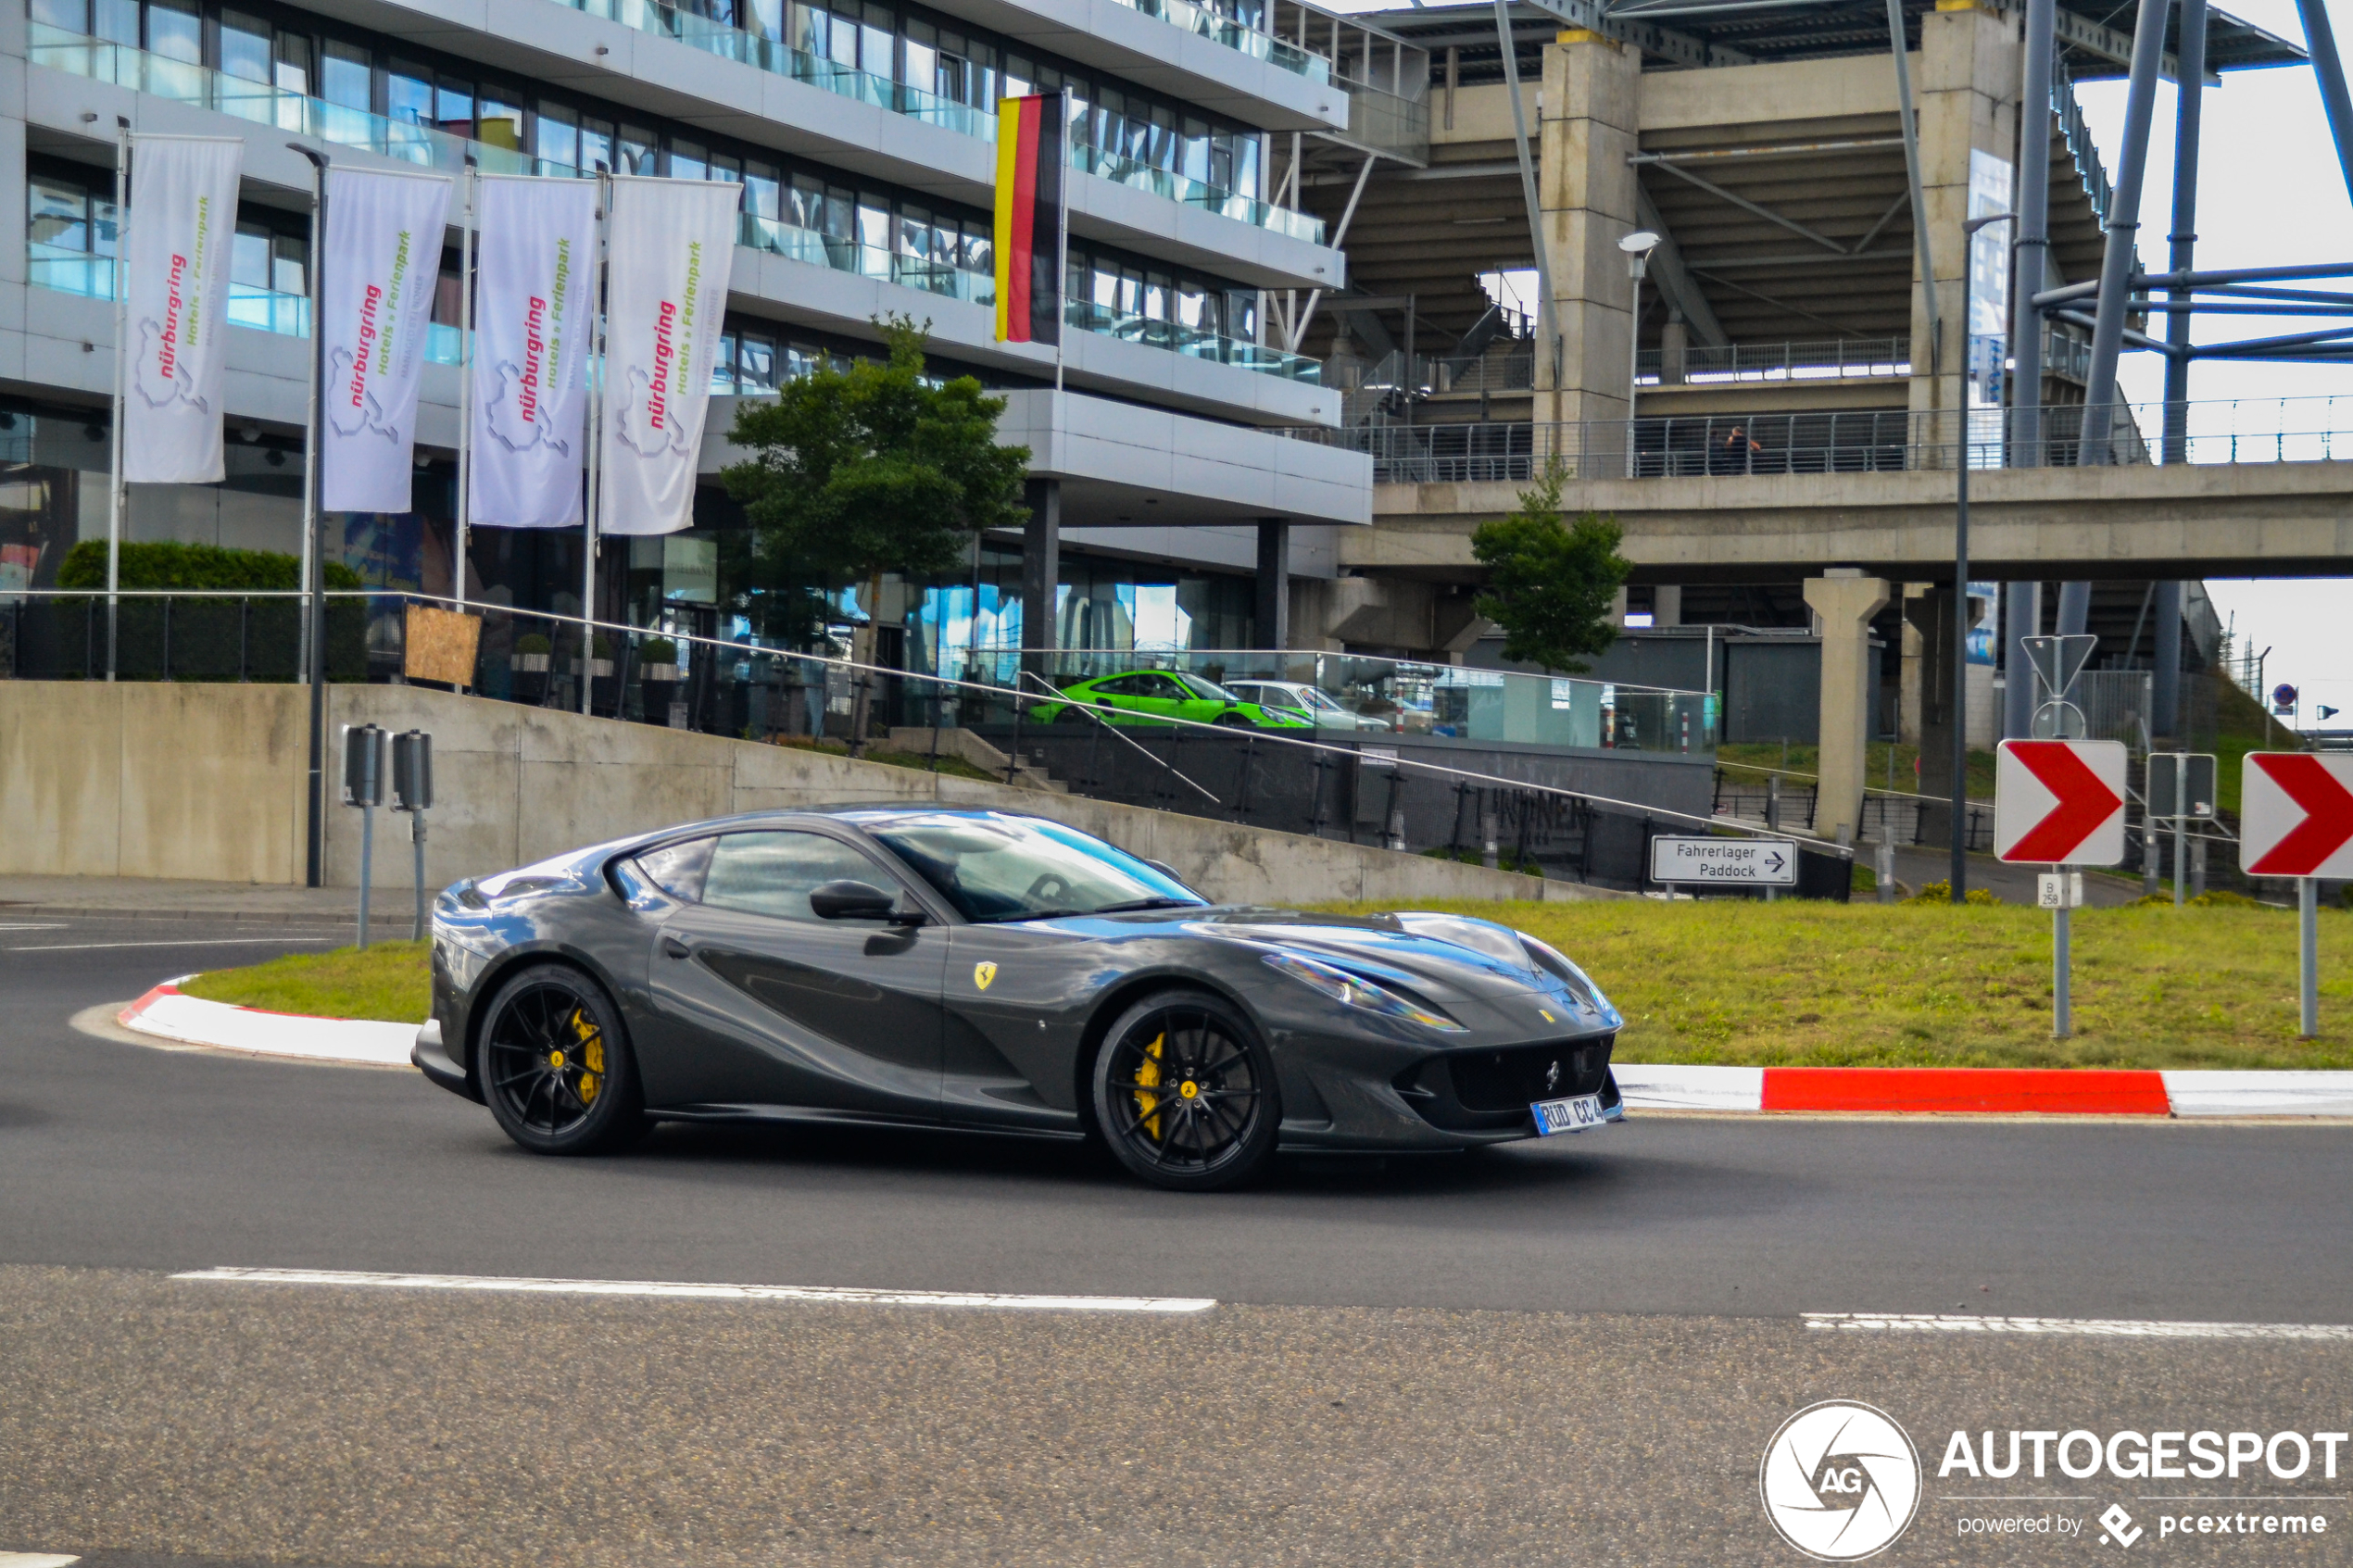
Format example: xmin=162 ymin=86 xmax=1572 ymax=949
xmin=512 ymin=633 xmax=553 ymax=705
xmin=638 ymin=636 xmax=680 ymax=683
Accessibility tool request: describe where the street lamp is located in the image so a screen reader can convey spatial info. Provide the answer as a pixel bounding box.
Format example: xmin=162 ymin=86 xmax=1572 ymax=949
xmin=1620 ymin=230 xmax=1661 ymax=477
xmin=1950 ymin=210 xmax=2015 ymax=904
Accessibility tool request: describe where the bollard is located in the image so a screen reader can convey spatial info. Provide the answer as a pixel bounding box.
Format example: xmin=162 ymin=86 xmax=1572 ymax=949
xmin=340 ymin=724 xmax=386 ymax=950
xmin=2300 ymin=878 xmax=2321 ymax=1038
xmin=391 ymin=731 xmax=434 ymax=942
xmin=2144 ymin=825 xmax=2160 ymax=897
xmin=1876 ymin=838 xmax=1894 ymax=904
xmin=1480 ymin=809 xmax=1500 ymax=871
xmin=2192 ymin=836 xmax=2208 ymax=899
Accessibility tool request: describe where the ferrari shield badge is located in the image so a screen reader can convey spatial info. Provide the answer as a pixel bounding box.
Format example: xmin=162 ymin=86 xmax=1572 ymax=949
xmin=973 ymin=961 xmax=998 ymax=991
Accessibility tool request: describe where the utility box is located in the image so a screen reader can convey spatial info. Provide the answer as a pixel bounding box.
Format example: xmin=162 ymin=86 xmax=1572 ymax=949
xmin=391 ymin=731 xmax=434 ymax=812
xmin=341 ymin=724 xmax=385 ymax=808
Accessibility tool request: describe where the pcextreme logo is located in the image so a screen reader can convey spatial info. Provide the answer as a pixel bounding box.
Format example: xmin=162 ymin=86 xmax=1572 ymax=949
xmin=1761 ymin=1400 xmax=1924 ymax=1561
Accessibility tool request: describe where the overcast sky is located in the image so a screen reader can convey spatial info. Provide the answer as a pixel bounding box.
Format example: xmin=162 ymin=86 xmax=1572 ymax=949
xmin=1327 ymin=0 xmax=2353 ymax=727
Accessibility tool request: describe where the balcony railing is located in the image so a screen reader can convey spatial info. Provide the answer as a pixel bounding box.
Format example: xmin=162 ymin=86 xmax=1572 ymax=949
xmin=30 ymin=26 xmax=1321 ymax=384
xmin=1283 ymin=399 xmax=2353 ymax=483
xmin=31 ymin=19 xmax=1326 ymax=247
xmin=1637 ymin=337 xmax=1910 ymax=385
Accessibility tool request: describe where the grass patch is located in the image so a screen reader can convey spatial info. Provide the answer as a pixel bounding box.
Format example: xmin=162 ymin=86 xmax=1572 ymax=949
xmin=1718 ymin=741 xmax=1996 ymax=801
xmin=1312 ymin=897 xmax=2353 ymax=1070
xmin=181 ymin=941 xmax=432 ymax=1024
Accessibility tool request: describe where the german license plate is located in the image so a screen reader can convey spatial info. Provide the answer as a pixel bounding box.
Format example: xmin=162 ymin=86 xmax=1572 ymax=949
xmin=1532 ymin=1093 xmax=1607 ymax=1135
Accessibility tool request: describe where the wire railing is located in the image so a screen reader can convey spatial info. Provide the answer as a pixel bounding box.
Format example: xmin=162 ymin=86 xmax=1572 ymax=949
xmin=1280 ymin=397 xmax=2353 ymax=484
xmin=0 ymin=588 xmax=1846 ymax=893
xmin=1637 ymin=337 xmax=1909 ymax=384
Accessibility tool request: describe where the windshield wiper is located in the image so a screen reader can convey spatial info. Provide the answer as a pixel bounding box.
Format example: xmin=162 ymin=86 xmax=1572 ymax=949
xmin=1088 ymin=897 xmax=1204 ymax=913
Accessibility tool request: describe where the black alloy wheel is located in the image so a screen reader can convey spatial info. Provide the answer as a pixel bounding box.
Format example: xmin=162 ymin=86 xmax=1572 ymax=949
xmin=1092 ymin=988 xmax=1280 ymax=1191
xmin=478 ymin=965 xmax=647 ymax=1156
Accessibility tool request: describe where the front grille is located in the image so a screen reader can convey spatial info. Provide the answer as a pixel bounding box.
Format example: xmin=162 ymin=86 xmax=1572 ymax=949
xmin=1445 ymin=1036 xmax=1615 ymax=1111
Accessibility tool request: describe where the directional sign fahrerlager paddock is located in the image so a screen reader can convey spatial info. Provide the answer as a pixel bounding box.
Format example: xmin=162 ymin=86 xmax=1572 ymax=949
xmin=1994 ymin=740 xmax=2128 ymax=866
xmin=1650 ymin=835 xmax=1797 ymax=886
xmin=2242 ymin=753 xmax=2353 ymax=879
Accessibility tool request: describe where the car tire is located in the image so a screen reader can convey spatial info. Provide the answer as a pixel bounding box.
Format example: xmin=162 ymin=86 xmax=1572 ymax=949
xmin=1214 ymin=712 xmax=1252 ymax=729
xmin=477 ymin=964 xmax=648 ymax=1157
xmin=1091 ymin=988 xmax=1280 ymax=1192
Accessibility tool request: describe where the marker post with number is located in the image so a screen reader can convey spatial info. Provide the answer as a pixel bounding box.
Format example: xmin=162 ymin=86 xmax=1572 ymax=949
xmin=1995 ymin=739 xmax=2128 ymax=1039
xmin=2241 ymin=753 xmax=2353 ymax=1038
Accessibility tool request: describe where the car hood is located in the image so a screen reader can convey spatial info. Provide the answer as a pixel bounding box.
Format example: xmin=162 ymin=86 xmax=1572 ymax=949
xmin=1048 ymin=905 xmax=1619 ymax=1024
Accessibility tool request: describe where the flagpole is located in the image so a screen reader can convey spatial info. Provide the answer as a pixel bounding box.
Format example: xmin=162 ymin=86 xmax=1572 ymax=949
xmin=580 ymin=167 xmax=610 ymax=719
xmin=106 ymin=118 xmax=129 ymax=683
xmin=292 ymin=142 xmax=330 ymax=888
xmin=455 ymin=157 xmax=475 ymax=623
xmin=1055 ymin=87 xmax=1070 ymax=395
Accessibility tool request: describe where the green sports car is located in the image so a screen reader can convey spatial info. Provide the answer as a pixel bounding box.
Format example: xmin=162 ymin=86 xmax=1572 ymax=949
xmin=1034 ymin=670 xmax=1315 ymax=730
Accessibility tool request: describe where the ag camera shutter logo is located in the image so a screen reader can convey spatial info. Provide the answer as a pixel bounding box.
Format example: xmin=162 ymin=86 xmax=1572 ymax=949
xmin=1761 ymin=1400 xmax=1923 ymax=1560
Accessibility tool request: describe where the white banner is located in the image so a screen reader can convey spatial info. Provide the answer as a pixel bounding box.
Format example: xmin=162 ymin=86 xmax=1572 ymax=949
xmin=469 ymin=176 xmax=598 ymax=528
xmin=321 ymin=166 xmax=452 ymax=513
xmin=599 ymin=176 xmax=740 ymax=536
xmin=122 ymin=136 xmax=244 ymax=483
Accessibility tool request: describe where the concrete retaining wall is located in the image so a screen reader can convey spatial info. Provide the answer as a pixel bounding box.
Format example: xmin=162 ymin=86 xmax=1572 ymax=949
xmin=0 ymin=682 xmax=1617 ymax=907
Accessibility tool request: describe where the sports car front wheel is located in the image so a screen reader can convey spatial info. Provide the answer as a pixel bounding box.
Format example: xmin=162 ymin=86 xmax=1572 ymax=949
xmin=478 ymin=965 xmax=647 ymax=1156
xmin=1092 ymin=989 xmax=1280 ymax=1191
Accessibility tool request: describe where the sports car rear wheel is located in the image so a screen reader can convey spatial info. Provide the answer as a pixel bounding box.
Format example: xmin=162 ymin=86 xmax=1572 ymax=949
xmin=1092 ymin=989 xmax=1279 ymax=1191
xmin=478 ymin=965 xmax=646 ymax=1156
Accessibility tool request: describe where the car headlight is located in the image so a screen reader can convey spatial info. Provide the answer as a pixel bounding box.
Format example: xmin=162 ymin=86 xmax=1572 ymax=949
xmin=1263 ymin=951 xmax=1466 ymax=1031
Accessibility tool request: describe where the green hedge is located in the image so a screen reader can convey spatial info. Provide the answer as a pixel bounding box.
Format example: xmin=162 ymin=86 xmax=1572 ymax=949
xmin=57 ymin=539 xmax=362 ymax=592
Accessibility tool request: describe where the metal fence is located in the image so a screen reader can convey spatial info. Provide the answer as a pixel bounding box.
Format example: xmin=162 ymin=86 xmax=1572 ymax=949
xmin=1637 ymin=337 xmax=1909 ymax=384
xmin=1288 ymin=396 xmax=2353 ymax=485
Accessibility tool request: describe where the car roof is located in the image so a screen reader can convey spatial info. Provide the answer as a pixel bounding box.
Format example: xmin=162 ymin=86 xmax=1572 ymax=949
xmin=628 ymin=803 xmax=1051 ymax=846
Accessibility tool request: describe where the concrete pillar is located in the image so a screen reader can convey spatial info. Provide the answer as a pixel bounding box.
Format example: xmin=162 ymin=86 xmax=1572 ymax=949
xmin=1898 ymin=585 xmax=1927 ymax=746
xmin=1254 ymin=520 xmax=1290 ymax=649
xmin=1904 ymin=585 xmax=1959 ymax=846
xmin=2003 ymin=581 xmax=2041 ymax=738
xmin=2151 ymin=580 xmax=2183 ymax=742
xmin=1653 ymin=584 xmax=1681 ymax=628
xmin=1538 ymin=29 xmax=1642 ymax=440
xmin=1908 ymin=2 xmax=2021 ymax=433
xmin=1659 ymin=315 xmax=1688 ymax=383
xmin=1020 ymin=477 xmax=1059 ymax=679
xmin=1805 ymin=572 xmax=1891 ymax=847
xmin=2055 ymin=580 xmax=2091 ymax=636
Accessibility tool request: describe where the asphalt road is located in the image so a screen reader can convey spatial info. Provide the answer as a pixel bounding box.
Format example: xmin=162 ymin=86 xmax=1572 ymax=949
xmin=4 ymin=920 xmax=2350 ymax=1567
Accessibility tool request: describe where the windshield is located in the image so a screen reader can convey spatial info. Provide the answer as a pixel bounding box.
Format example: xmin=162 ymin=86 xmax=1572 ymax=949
xmin=867 ymin=813 xmax=1207 ymax=923
xmin=1176 ymin=672 xmax=1240 ymax=701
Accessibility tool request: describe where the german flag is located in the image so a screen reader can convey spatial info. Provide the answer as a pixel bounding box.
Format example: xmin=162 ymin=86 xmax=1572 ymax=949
xmin=993 ymin=94 xmax=1064 ymax=346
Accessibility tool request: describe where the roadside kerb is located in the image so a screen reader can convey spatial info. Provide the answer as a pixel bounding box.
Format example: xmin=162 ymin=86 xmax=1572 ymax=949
xmin=1615 ymin=1063 xmax=2353 ymax=1117
xmin=116 ymin=980 xmax=415 ymax=1067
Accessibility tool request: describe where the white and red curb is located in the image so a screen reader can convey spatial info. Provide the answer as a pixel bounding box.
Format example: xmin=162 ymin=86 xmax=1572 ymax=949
xmin=116 ymin=978 xmax=416 ymax=1067
xmin=1615 ymin=1064 xmax=2353 ymax=1118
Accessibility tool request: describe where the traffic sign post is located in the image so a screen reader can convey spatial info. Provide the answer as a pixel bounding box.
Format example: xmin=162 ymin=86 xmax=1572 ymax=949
xmin=1649 ymin=835 xmax=1798 ymax=894
xmin=1995 ymin=739 xmax=2128 ymax=1040
xmin=2146 ymin=752 xmax=2217 ymax=908
xmin=2241 ymin=752 xmax=2353 ymax=1038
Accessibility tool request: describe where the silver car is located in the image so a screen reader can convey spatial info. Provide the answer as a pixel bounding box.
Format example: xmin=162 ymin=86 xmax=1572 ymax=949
xmin=1224 ymin=680 xmax=1397 ymax=733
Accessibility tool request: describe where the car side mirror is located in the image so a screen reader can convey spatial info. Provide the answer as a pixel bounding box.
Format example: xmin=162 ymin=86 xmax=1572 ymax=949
xmin=810 ymin=879 xmax=903 ymax=922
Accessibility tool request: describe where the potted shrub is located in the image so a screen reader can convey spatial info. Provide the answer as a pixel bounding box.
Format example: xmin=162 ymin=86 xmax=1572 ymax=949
xmin=512 ymin=632 xmax=552 ymax=674
xmin=572 ymin=633 xmax=615 ymax=680
xmin=638 ymin=636 xmax=681 ymax=684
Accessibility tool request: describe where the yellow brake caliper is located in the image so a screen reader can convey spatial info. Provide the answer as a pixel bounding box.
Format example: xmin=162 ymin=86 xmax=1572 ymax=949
xmin=570 ymin=1008 xmax=604 ymax=1105
xmin=1135 ymin=1033 xmax=1164 ymax=1139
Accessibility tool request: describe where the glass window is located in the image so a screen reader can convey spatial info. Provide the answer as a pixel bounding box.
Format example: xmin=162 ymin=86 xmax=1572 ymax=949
xmin=321 ymin=40 xmax=371 ymax=112
xmin=710 ymin=151 xmax=742 ymax=183
xmin=1000 ymin=52 xmax=1032 ymax=98
xmin=1092 ymin=86 xmax=1122 ymax=153
xmin=387 ymin=60 xmax=434 ymax=126
xmin=824 ymin=183 xmax=855 ymax=241
xmin=793 ymin=2 xmax=828 ymax=57
xmin=896 ymin=204 xmax=929 ymax=258
xmin=1148 ymin=103 xmax=1176 ymax=172
xmin=145 ymin=0 xmax=200 ymax=63
xmin=1180 ymin=116 xmax=1211 ymax=184
xmin=866 ymin=814 xmax=1197 ymax=924
xmin=273 ymin=30 xmax=310 ymax=94
xmin=536 ymin=101 xmax=580 ymax=170
xmin=738 ymin=332 xmax=777 ymax=393
xmin=436 ymin=79 xmax=473 ymax=129
xmin=580 ymin=116 xmax=614 ymax=174
xmin=747 ymin=0 xmax=785 ymax=38
xmin=27 ymin=179 xmax=90 ymax=253
xmin=669 ymin=138 xmax=707 ymax=181
xmin=861 ymin=3 xmax=894 ymax=76
xmin=826 ymin=6 xmax=857 ymax=69
xmin=1233 ymin=133 xmax=1262 ymax=201
xmin=220 ymin=10 xmax=272 ymax=83
xmin=902 ymin=17 xmax=936 ymax=92
xmin=960 ymin=220 xmax=989 ymax=275
xmin=272 ymin=233 xmax=306 ymax=295
xmin=30 ymin=0 xmax=86 ymax=30
xmin=744 ymin=160 xmax=781 ymax=221
xmin=703 ymin=831 xmax=901 ymax=922
xmin=711 ymin=332 xmax=736 ymax=395
xmin=93 ymin=0 xmax=137 ymax=45
xmin=857 ymin=197 xmax=890 ymax=257
xmin=478 ymin=90 xmax=525 ymax=153
xmin=231 ymin=222 xmax=273 ymax=288
xmin=619 ymin=124 xmax=658 ymax=175
xmin=789 ymin=173 xmax=827 ymax=233
xmin=635 ymin=837 xmax=713 ymax=902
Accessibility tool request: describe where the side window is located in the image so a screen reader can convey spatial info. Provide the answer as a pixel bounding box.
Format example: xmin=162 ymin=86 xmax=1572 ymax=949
xmin=1094 ymin=675 xmax=1146 ymax=696
xmin=635 ymin=836 xmax=714 ymax=902
xmin=703 ymin=831 xmax=899 ymax=922
xmin=1145 ymin=674 xmax=1189 ymax=700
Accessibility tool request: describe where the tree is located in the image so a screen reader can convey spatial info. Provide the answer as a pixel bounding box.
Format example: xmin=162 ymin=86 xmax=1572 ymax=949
xmin=721 ymin=316 xmax=1032 ymax=742
xmin=1468 ymin=461 xmax=1630 ymax=674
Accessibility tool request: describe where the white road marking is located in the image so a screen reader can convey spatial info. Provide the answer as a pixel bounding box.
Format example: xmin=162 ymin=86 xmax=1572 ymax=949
xmin=9 ymin=936 xmax=337 ymax=951
xmin=174 ymin=1266 xmax=1218 ymax=1315
xmin=0 ymin=922 xmax=69 ymax=931
xmin=0 ymin=1554 xmax=82 ymax=1566
xmin=1806 ymin=1311 xmax=2353 ymax=1341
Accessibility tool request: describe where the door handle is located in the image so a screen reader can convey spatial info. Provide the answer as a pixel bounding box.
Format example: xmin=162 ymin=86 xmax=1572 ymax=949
xmin=661 ymin=935 xmax=692 ymax=960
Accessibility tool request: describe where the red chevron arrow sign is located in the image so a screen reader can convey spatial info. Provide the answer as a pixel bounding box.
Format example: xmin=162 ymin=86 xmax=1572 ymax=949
xmin=1994 ymin=740 xmax=2128 ymax=865
xmin=2242 ymin=753 xmax=2353 ymax=878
